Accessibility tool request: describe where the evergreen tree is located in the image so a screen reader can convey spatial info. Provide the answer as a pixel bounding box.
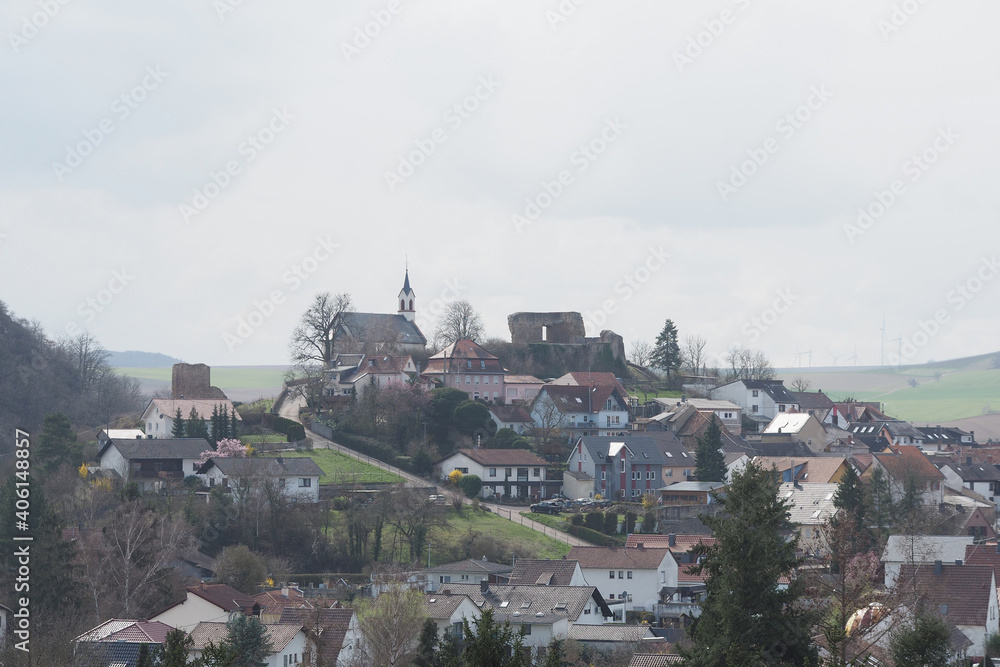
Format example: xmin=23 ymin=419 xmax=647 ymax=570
xmin=681 ymin=461 xmax=818 ymax=666
xmin=438 ymin=629 xmax=463 ymax=667
xmin=187 ymin=408 xmax=209 ymax=441
xmin=833 ymin=463 xmax=865 ymax=523
xmin=694 ymin=418 xmax=727 ymax=483
xmin=865 ymin=466 xmax=894 ymax=537
xmin=889 ymin=612 xmax=951 ymax=667
xmin=219 ymin=406 xmax=231 ymax=440
xmin=36 ymin=412 xmax=80 ymax=474
xmin=220 ymin=614 xmax=273 ymax=667
xmin=543 ymin=637 xmax=566 ymax=667
xmin=230 ymin=409 xmax=239 ymax=439
xmin=171 ymin=408 xmax=186 ymax=438
xmin=161 ymin=628 xmax=194 ymax=667
xmin=414 ymin=619 xmax=439 ymax=667
xmin=651 ymin=319 xmax=681 ymax=381
xmin=462 ymin=608 xmax=530 ymax=667
xmin=210 ymin=404 xmax=221 ymax=445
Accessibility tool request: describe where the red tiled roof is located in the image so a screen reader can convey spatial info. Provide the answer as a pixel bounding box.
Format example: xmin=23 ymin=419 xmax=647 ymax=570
xmin=874 ymin=446 xmax=945 ymax=482
xmin=897 ymin=563 xmax=995 ymax=626
xmin=538 ymin=384 xmax=625 ymax=415
xmin=188 ymin=583 xmax=256 ymax=612
xmin=568 ymin=546 xmax=672 ymax=570
xmin=553 ymin=372 xmax=628 ymax=398
xmin=253 ymin=589 xmax=313 ymax=616
xmin=624 ymin=534 xmax=717 ymax=553
xmin=75 ymin=619 xmax=174 ymax=644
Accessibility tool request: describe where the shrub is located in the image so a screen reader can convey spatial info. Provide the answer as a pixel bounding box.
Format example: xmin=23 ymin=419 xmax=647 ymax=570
xmin=571 ymin=513 xmax=584 ymax=527
xmin=585 ymin=511 xmax=603 ymax=531
xmin=625 ymin=511 xmax=637 ymax=534
xmin=603 ymin=512 xmax=620 ymax=535
xmin=458 ymin=474 xmax=482 ymax=498
xmin=567 ymin=525 xmax=610 ymax=545
xmin=286 ymin=423 xmax=306 ymax=442
xmin=642 ymin=511 xmax=656 ymax=534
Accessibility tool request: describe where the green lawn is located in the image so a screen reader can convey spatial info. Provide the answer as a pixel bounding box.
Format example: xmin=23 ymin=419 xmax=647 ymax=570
xmin=524 ymin=512 xmax=572 ymax=531
xmin=263 ymin=449 xmax=402 ymax=485
xmin=438 ymin=508 xmax=571 ymax=561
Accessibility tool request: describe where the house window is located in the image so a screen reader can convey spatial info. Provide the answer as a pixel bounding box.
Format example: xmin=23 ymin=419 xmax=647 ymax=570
xmin=752 ymin=404 xmax=759 ymax=412
xmin=475 ymin=376 xmax=480 ymax=384
xmin=627 ymin=571 xmax=632 ymax=579
xmin=465 ymin=376 xmax=471 ymax=384
xmin=610 ymin=570 xmax=615 ymax=578
xmin=601 ymin=470 xmax=606 ymax=480
xmin=683 ymin=469 xmax=691 ymax=477
xmin=724 ymin=412 xmax=733 ymax=419
xmin=752 ymin=390 xmax=759 ymax=397
xmin=298 ymin=478 xmax=311 ymax=487
xmin=192 ymin=463 xmax=199 ymax=472
xmin=533 ymin=468 xmax=540 ymax=477
xmin=457 ymin=468 xmax=469 ymax=474
xmin=493 ymin=376 xmax=498 ymax=384
xmin=490 ymin=468 xmax=497 ymax=477
xmin=779 ymin=405 xmax=786 ymax=412
xmin=647 ymin=471 xmax=654 ymax=480
xmin=278 ymin=478 xmax=286 ymax=486
xmin=665 ymin=469 xmax=673 ymax=477
xmin=467 ymin=361 xmax=472 ymax=368
xmin=619 ymin=571 xmax=624 ymax=579
xmin=507 ymin=387 xmax=517 ymax=397
xmin=522 ymin=624 xmax=531 ymax=635
xmin=505 ymin=468 xmax=511 ymax=477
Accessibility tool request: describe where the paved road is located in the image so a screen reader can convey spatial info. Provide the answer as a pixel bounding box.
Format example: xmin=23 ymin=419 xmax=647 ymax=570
xmin=278 ymin=399 xmax=591 ymax=547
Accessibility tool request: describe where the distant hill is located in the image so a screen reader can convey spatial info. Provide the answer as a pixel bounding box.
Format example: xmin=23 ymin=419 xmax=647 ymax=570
xmin=107 ymin=351 xmax=183 ymax=368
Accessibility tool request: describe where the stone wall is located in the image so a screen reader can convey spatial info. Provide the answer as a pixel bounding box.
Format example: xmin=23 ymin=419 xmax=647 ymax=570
xmin=507 ymin=312 xmax=587 ymax=345
xmin=171 ymin=363 xmax=228 ymax=400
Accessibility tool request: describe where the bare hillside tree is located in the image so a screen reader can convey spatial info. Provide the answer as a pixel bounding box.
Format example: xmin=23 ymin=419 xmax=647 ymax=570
xmin=289 ymin=292 xmax=354 ymax=367
xmin=434 ymin=300 xmax=485 ymax=346
xmin=629 ymin=340 xmax=653 ymax=367
xmin=724 ymin=345 xmax=775 ymax=381
xmin=791 ymin=377 xmax=812 ymax=392
xmin=682 ymin=334 xmax=709 ymax=377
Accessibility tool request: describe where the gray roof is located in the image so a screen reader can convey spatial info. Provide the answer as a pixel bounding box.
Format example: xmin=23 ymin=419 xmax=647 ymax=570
xmin=424 ymin=558 xmax=513 ymax=576
xmin=778 ymin=482 xmax=838 ymax=526
xmin=340 ymin=312 xmax=427 ymax=346
xmin=568 ymin=624 xmax=656 ymax=642
xmin=659 ymin=482 xmax=724 ymax=493
xmin=507 ymin=559 xmax=581 ymax=587
xmin=575 ymin=436 xmax=692 ymax=467
xmin=438 ymin=583 xmax=611 ymax=623
xmin=422 ymin=593 xmax=478 ymax=620
xmin=941 ymin=462 xmax=1000 ymax=482
xmin=100 ymin=438 xmax=210 ymax=460
xmin=199 ymin=457 xmax=324 ymax=477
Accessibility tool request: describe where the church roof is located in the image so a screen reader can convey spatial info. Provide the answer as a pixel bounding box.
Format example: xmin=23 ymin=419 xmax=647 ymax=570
xmin=339 ymin=312 xmax=426 ymax=346
xmin=402 ymin=270 xmax=412 ymax=294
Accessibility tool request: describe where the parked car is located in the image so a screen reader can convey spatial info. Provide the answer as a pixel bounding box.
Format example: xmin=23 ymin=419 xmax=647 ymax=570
xmin=530 ymin=501 xmax=561 ymax=515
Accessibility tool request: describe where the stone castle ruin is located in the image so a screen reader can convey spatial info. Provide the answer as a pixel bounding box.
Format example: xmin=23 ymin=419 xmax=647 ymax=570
xmin=171 ymin=363 xmax=228 ymax=400
xmin=507 ymin=312 xmax=626 ymax=372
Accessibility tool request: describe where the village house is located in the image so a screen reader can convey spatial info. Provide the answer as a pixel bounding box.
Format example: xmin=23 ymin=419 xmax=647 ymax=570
xmin=567 ymin=545 xmax=678 ymax=620
xmin=421 ymin=592 xmax=482 ymax=642
xmin=530 ymin=384 xmax=631 ymax=442
xmin=74 ymin=620 xmax=174 ymax=667
xmin=196 ymin=456 xmax=325 ymax=503
xmin=438 ymin=581 xmax=613 ymax=658
xmin=507 ymin=558 xmax=588 ymax=587
xmin=565 ymin=435 xmax=695 ymax=501
xmin=651 ymin=397 xmax=742 ymax=435
xmin=436 ymin=448 xmax=556 ymax=499
xmin=419 ymin=557 xmax=513 ymax=592
xmin=98 ymin=438 xmax=209 ymax=492
xmin=752 ymin=456 xmax=848 ymax=484
xmin=487 ymin=404 xmax=535 ymax=435
xmin=322 ymin=353 xmax=419 ymax=400
xmin=760 ymin=413 xmax=829 ymax=454
xmin=421 ymin=339 xmax=506 ymax=402
xmin=279 ymin=607 xmax=363 ymax=667
xmin=937 ymin=458 xmax=1000 ymax=510
xmin=141 ymin=398 xmax=243 ymax=439
xmin=504 ymin=374 xmax=546 ymax=405
xmin=881 ymin=535 xmax=974 ymax=587
xmin=658 ymin=481 xmax=724 ymax=506
xmin=188 ymin=621 xmax=310 ymax=667
xmin=151 ymin=583 xmax=260 ymax=632
xmin=868 ymin=445 xmax=946 ymax=505
xmin=711 ymin=379 xmax=800 ymax=425
xmin=778 ymin=482 xmax=839 ymax=557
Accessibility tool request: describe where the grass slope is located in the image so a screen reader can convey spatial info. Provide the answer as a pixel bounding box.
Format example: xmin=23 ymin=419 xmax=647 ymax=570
xmin=438 ymin=508 xmax=571 ymax=561
xmin=263 ymin=449 xmax=402 ymax=485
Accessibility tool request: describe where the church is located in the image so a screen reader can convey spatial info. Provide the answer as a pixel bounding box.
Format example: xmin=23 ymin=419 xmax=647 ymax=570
xmin=334 ymin=270 xmax=427 ymax=355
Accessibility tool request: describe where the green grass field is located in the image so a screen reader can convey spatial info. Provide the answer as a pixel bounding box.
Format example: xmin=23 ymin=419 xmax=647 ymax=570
xmin=439 ymin=508 xmax=571 ymax=561
xmin=263 ymin=449 xmax=402 ymax=485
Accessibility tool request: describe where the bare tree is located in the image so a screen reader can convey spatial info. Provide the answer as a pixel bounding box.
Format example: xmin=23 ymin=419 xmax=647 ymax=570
xmin=289 ymin=292 xmax=354 ymax=367
xmin=434 ymin=300 xmax=485 ymax=346
xmin=629 ymin=340 xmax=653 ymax=367
xmin=724 ymin=345 xmax=775 ymax=381
xmin=682 ymin=334 xmax=708 ymax=377
xmin=58 ymin=332 xmax=110 ymax=391
xmin=352 ymin=583 xmax=428 ymax=667
xmin=790 ymin=377 xmax=812 ymax=392
xmin=528 ymin=396 xmax=565 ymax=458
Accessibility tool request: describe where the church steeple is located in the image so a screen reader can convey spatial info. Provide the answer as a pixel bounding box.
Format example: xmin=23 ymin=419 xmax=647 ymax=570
xmin=398 ymin=265 xmax=415 ymax=322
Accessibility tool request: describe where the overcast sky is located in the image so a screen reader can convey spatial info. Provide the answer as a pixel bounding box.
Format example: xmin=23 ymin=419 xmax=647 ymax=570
xmin=2 ymin=0 xmax=998 ymax=369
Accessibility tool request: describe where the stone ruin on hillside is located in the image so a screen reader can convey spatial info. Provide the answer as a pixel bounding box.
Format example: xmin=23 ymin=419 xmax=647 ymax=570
xmin=171 ymin=363 xmax=228 ymax=400
xmin=506 ymin=311 xmax=626 ymax=366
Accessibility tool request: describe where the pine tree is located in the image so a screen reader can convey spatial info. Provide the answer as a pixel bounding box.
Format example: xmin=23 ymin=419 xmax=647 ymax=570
xmin=543 ymin=637 xmax=566 ymax=667
xmin=230 ymin=409 xmax=239 ymax=439
xmin=462 ymin=608 xmax=530 ymax=667
xmin=210 ymin=404 xmax=221 ymax=445
xmin=187 ymin=408 xmax=209 ymax=441
xmin=833 ymin=463 xmax=865 ymax=523
xmin=889 ymin=612 xmax=951 ymax=666
xmin=37 ymin=412 xmax=80 ymax=474
xmin=865 ymin=466 xmax=895 ymax=537
xmin=171 ymin=408 xmax=186 ymax=438
xmin=414 ymin=618 xmax=439 ymax=667
xmin=161 ymin=628 xmax=194 ymax=667
xmin=694 ymin=418 xmax=727 ymax=482
xmin=651 ymin=319 xmax=681 ymax=381
xmin=681 ymin=461 xmax=818 ymax=666
xmin=219 ymin=406 xmax=231 ymax=440
xmin=220 ymin=614 xmax=273 ymax=667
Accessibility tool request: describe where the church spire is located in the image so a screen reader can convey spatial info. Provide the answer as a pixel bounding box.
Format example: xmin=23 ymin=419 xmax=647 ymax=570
xmin=398 ymin=264 xmax=415 ymax=322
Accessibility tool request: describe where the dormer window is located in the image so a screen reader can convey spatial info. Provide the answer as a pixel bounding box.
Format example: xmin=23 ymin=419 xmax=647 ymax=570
xmin=480 ymin=360 xmax=485 ymax=369
xmin=467 ymin=361 xmax=472 ymax=369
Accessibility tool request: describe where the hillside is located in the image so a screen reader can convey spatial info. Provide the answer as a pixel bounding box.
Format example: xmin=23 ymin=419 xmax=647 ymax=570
xmin=107 ymin=350 xmax=183 ymax=367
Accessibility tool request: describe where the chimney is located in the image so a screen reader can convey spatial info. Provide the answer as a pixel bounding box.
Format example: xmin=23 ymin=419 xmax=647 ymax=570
xmin=636 ymin=542 xmax=644 ymax=549
xmin=934 ymin=560 xmax=943 ymax=574
xmin=668 ymin=534 xmax=676 ymax=547
xmin=480 ymin=580 xmax=489 ymax=594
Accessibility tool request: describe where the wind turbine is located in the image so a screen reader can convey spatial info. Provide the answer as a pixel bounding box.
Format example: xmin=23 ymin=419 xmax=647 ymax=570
xmin=845 ymin=344 xmax=859 ymax=367
xmin=828 ymin=350 xmax=841 ymax=367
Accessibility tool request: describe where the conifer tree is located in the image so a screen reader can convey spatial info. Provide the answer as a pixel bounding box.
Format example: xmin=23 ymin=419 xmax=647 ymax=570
xmin=694 ymin=418 xmax=727 ymax=482
xmin=171 ymin=408 xmax=186 ymax=438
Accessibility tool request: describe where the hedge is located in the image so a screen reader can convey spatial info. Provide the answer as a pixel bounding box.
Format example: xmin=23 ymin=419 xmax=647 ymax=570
xmin=567 ymin=525 xmax=611 ymax=545
xmin=328 ymin=430 xmax=416 ymax=474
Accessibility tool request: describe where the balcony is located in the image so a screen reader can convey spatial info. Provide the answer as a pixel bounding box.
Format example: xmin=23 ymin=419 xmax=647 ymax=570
xmin=131 ymin=470 xmax=184 ymax=480
xmin=655 ymin=601 xmax=703 ymax=620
